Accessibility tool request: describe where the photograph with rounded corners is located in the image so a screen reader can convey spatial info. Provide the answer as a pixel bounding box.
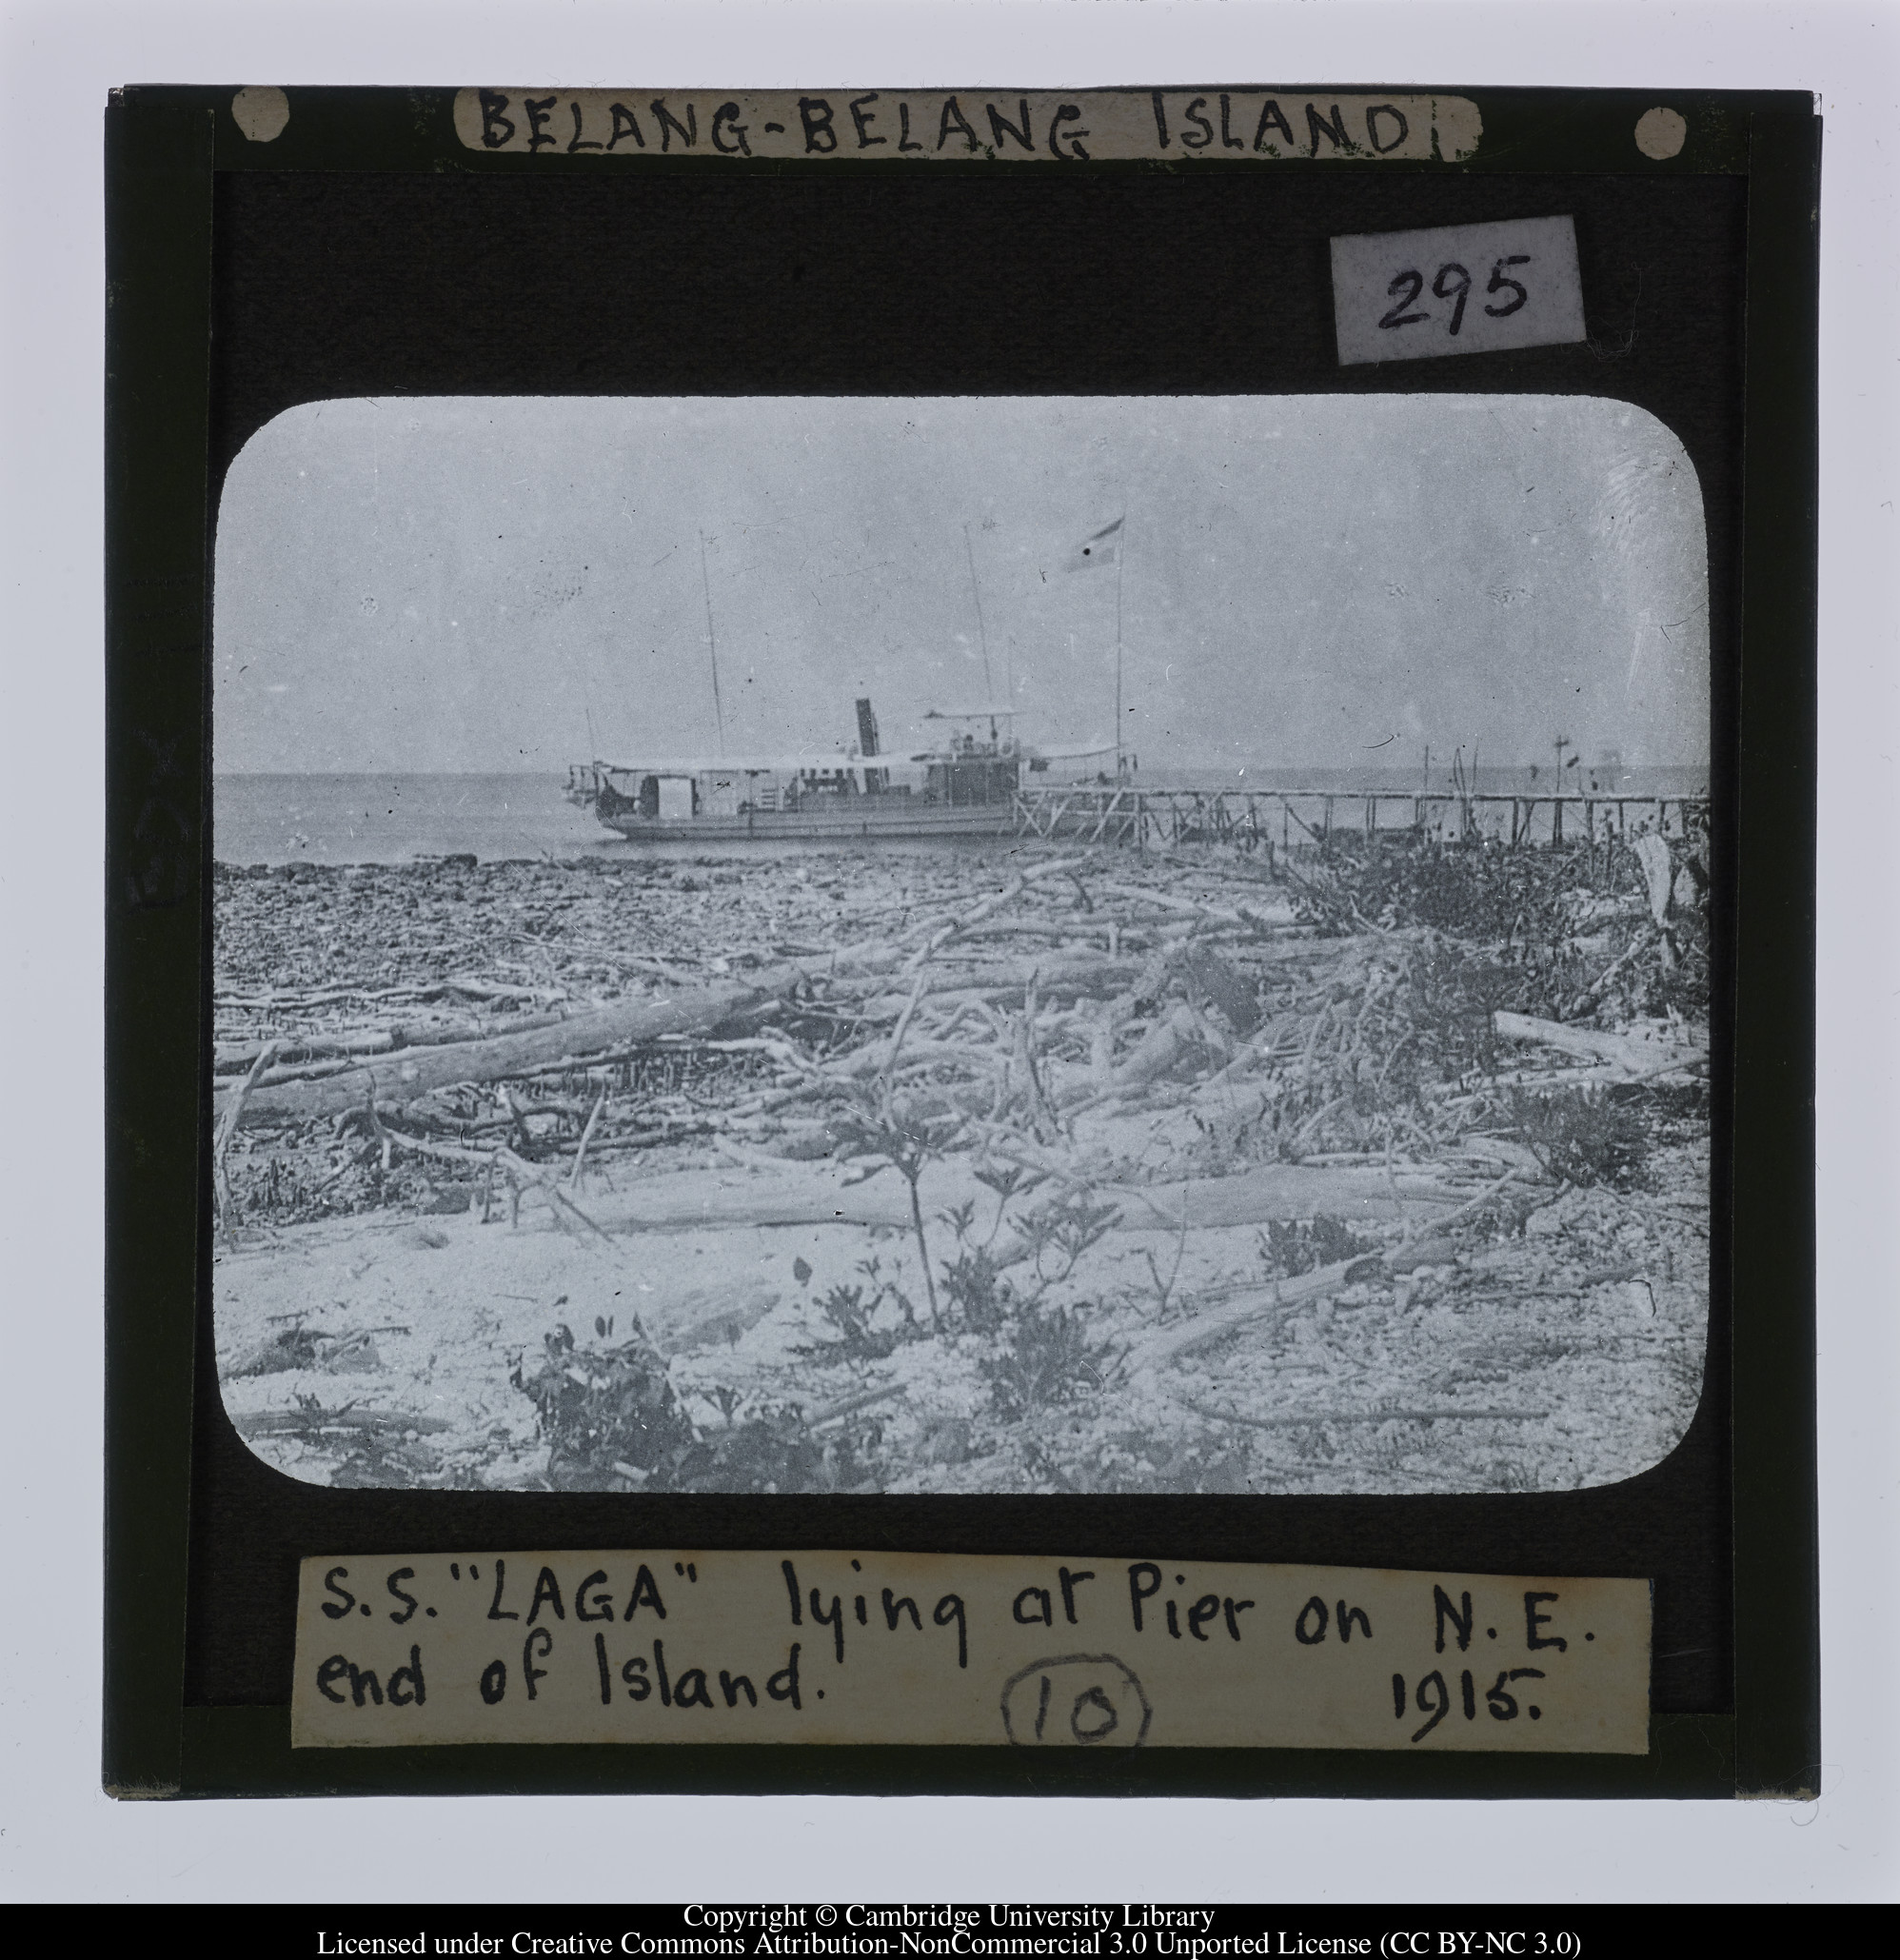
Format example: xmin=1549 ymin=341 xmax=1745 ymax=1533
xmin=210 ymin=392 xmax=1712 ymax=1496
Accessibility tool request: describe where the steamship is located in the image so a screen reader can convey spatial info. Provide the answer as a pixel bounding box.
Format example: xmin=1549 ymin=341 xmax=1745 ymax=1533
xmin=565 ymin=700 xmax=1115 ymax=842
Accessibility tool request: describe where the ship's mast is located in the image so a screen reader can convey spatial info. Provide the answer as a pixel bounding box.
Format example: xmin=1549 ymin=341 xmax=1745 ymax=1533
xmin=1115 ymin=518 xmax=1125 ymax=776
xmin=699 ymin=529 xmax=726 ymax=758
xmin=963 ymin=523 xmax=994 ymax=701
xmin=579 ymin=654 xmax=601 ymax=762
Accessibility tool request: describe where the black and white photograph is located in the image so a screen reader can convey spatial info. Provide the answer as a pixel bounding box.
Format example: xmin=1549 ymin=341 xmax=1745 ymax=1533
xmin=209 ymin=390 xmax=1712 ymax=1498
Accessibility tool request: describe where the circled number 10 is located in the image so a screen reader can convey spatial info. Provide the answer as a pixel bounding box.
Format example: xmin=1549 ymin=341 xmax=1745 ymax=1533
xmin=1379 ymin=255 xmax=1533 ymax=337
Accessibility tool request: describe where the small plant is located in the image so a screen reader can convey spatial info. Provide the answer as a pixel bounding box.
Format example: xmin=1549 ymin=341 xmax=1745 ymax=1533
xmin=1507 ymin=1084 xmax=1649 ymax=1188
xmin=805 ymin=1279 xmax=906 ymax=1362
xmin=1257 ymin=1214 xmax=1378 ymax=1279
xmin=940 ymin=1242 xmax=1018 ymax=1336
xmin=979 ymin=1299 xmax=1101 ymax=1421
xmin=327 ymin=1432 xmax=445 ymax=1489
xmin=510 ymin=1319 xmax=696 ymax=1491
xmin=939 ymin=1198 xmax=980 ymax=1242
xmin=858 ymin=1253 xmax=922 ymax=1335
xmin=1140 ymin=1213 xmax=1192 ymax=1318
xmin=972 ymin=1162 xmax=1042 ymax=1242
xmin=932 ymin=1172 xmax=1118 ymax=1419
xmin=1016 ymin=1189 xmax=1121 ymax=1286
xmin=684 ymin=1405 xmax=829 ymax=1493
xmin=830 ymin=1095 xmax=964 ymax=1332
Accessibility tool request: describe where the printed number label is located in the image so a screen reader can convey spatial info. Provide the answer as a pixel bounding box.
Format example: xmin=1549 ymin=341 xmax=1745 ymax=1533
xmin=1332 ymin=215 xmax=1585 ymax=366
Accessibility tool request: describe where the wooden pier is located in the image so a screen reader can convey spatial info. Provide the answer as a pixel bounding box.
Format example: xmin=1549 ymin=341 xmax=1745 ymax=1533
xmin=1013 ymin=785 xmax=1710 ymax=856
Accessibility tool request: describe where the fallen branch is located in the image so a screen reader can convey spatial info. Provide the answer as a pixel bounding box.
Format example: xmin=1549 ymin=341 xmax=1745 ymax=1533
xmin=802 ymin=1383 xmax=908 ymax=1429
xmin=1098 ymin=882 xmax=1250 ymax=926
xmin=1565 ymin=927 xmax=1655 ymax=1019
xmin=381 ymin=1126 xmax=617 ymax=1247
xmin=419 ymin=1155 xmax=1462 ymax=1244
xmin=903 ymin=858 xmax=1091 ymax=968
xmin=879 ymin=968 xmax=933 ymax=1112
xmin=1119 ymin=1256 xmax=1360 ymax=1376
xmin=1118 ymin=1172 xmax=1527 ymax=1377
xmin=1492 ymin=1010 xmax=1706 ymax=1077
xmin=213 ymin=1039 xmax=286 ymax=1239
xmin=568 ymin=1086 xmax=607 ymax=1193
xmin=230 ymin=1405 xmax=454 ymax=1439
xmin=1385 ymin=1167 xmax=1534 ymax=1261
xmin=1175 ymin=1396 xmax=1553 ymax=1430
xmin=215 ymin=1030 xmax=395 ymax=1072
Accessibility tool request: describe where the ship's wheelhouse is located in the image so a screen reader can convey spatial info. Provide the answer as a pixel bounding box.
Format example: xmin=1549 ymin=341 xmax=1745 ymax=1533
xmin=925 ymin=755 xmax=1020 ymax=806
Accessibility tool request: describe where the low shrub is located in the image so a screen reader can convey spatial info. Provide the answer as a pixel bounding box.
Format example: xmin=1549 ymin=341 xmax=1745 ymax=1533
xmin=1257 ymin=1214 xmax=1380 ymax=1278
xmin=978 ymin=1300 xmax=1102 ymax=1422
xmin=1507 ymin=1084 xmax=1650 ymax=1188
xmin=510 ymin=1319 xmax=695 ymax=1491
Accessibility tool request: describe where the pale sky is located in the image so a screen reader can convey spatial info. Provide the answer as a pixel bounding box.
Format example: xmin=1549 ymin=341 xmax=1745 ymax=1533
xmin=212 ymin=393 xmax=1710 ymax=774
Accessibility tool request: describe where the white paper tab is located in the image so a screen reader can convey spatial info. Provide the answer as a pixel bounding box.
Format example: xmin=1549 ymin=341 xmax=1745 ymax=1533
xmin=291 ymin=1549 xmax=1651 ymax=1753
xmin=1331 ymin=215 xmax=1587 ymax=366
xmin=452 ymin=90 xmax=1482 ymax=165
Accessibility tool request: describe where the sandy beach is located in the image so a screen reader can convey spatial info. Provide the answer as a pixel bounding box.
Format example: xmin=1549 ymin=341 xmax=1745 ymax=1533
xmin=210 ymin=822 xmax=1712 ymax=1498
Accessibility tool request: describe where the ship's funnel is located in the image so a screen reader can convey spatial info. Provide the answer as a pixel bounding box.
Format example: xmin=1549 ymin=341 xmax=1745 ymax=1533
xmin=855 ymin=697 xmax=881 ymax=759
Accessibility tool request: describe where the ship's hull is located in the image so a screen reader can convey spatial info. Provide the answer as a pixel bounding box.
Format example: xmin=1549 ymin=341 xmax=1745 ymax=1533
xmin=595 ymin=802 xmax=1019 ymax=842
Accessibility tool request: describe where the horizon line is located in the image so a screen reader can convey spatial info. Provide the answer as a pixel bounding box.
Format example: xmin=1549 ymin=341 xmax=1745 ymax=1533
xmin=211 ymin=761 xmax=1714 ymax=778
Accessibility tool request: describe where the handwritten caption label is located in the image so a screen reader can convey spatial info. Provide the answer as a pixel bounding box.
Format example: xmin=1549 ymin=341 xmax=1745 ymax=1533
xmin=291 ymin=1551 xmax=1649 ymax=1752
xmin=1331 ymin=214 xmax=1587 ymax=366
xmin=452 ymin=90 xmax=1481 ymax=165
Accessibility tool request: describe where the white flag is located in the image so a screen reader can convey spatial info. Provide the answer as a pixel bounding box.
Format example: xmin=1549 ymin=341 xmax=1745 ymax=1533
xmin=1064 ymin=517 xmax=1123 ymax=572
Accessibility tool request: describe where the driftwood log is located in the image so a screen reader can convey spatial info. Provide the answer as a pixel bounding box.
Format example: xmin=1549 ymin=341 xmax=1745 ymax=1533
xmin=215 ymin=1006 xmax=574 ymax=1076
xmin=1491 ymin=1010 xmax=1707 ymax=1077
xmin=490 ymin=1158 xmax=1468 ymax=1237
xmin=1118 ymin=1168 xmax=1534 ymax=1376
xmin=232 ymin=965 xmax=810 ymax=1125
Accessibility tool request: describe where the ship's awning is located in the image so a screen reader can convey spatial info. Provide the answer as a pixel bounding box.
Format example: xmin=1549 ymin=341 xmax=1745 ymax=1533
xmin=587 ymin=741 xmax=1107 ymax=771
xmin=1027 ymin=738 xmax=1118 ymax=761
xmin=592 ymin=754 xmax=895 ymax=776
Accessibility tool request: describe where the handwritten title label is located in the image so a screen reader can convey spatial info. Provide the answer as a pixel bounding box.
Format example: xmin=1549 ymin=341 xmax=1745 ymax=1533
xmin=452 ymin=91 xmax=1481 ymax=164
xmin=1331 ymin=215 xmax=1588 ymax=365
xmin=291 ymin=1550 xmax=1648 ymax=1752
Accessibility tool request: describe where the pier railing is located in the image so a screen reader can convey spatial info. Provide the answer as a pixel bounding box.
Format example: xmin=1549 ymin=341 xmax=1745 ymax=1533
xmin=1013 ymin=786 xmax=1711 ymax=856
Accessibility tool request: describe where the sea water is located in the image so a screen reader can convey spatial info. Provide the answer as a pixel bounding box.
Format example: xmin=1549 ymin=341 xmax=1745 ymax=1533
xmin=212 ymin=774 xmax=1025 ymax=867
xmin=214 ymin=773 xmax=615 ymax=866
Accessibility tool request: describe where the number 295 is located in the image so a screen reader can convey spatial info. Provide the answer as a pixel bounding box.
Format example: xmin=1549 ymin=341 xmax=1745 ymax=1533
xmin=1380 ymin=255 xmax=1532 ymax=337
